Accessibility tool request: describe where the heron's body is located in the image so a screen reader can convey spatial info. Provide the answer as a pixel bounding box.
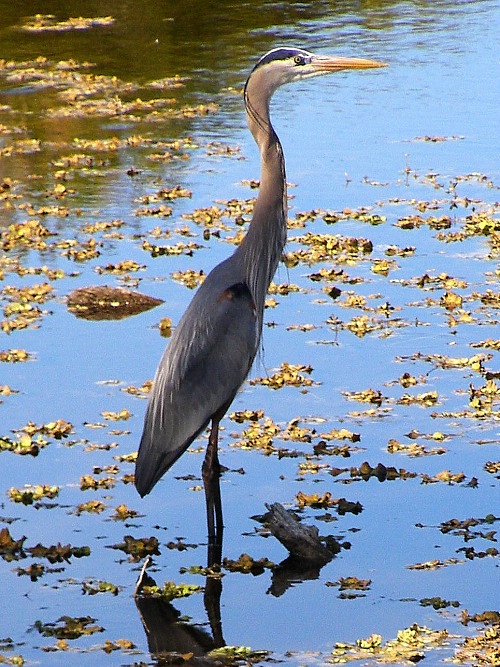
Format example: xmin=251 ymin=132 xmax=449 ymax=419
xmin=135 ymin=47 xmax=385 ymax=540
xmin=136 ymin=261 xmax=258 ymax=494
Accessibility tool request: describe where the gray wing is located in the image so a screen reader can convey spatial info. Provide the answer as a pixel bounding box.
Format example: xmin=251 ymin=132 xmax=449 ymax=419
xmin=135 ymin=274 xmax=258 ymax=497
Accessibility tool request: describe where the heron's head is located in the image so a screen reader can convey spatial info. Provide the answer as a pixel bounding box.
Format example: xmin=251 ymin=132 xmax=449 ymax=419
xmin=248 ymin=47 xmax=386 ymax=97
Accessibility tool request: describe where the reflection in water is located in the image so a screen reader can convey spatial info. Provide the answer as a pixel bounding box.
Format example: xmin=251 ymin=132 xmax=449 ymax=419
xmin=135 ymin=515 xmax=336 ymax=663
xmin=135 ymin=546 xmax=224 ymax=665
xmin=135 ymin=561 xmax=339 ymax=663
xmin=136 ymin=578 xmax=224 ymax=665
xmin=135 ymin=561 xmax=335 ymax=663
xmin=268 ymin=555 xmax=327 ymax=598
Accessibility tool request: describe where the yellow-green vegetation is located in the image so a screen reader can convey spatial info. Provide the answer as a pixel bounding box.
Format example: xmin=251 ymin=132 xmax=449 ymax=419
xmin=34 ymin=615 xmax=104 ymax=639
xmin=8 ymin=484 xmax=60 ymax=504
xmin=80 ymin=474 xmax=116 ymax=490
xmin=326 ymin=576 xmax=372 ymax=599
xmin=208 ymin=645 xmax=270 ymax=662
xmin=74 ymin=500 xmax=106 ymax=515
xmin=19 ymin=15 xmax=115 ymax=32
xmin=249 ymin=362 xmax=316 ymax=389
xmin=330 ymin=624 xmax=450 ymax=663
xmin=82 ymin=579 xmax=121 ymax=596
xmin=140 ymin=580 xmax=203 ymax=600
xmin=108 ymin=535 xmax=160 ymax=561
xmin=109 ymin=504 xmax=140 ymax=521
xmin=0 ymin=527 xmax=26 ymax=562
xmin=0 ymin=349 xmax=31 ymax=362
xmin=171 ymin=268 xmax=206 ymax=288
xmin=222 ymin=553 xmax=274 ymax=574
xmin=230 ymin=416 xmax=280 ymax=452
xmin=25 ymin=542 xmax=90 ymax=563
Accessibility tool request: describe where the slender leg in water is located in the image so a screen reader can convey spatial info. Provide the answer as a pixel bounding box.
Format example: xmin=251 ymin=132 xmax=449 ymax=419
xmin=202 ymin=415 xmax=224 ymax=560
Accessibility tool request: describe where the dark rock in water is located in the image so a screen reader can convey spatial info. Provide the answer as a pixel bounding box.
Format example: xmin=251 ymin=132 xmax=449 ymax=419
xmin=67 ymin=285 xmax=163 ymax=320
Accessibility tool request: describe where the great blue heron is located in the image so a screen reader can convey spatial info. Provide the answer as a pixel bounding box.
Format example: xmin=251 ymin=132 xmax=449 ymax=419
xmin=135 ymin=47 xmax=385 ymax=545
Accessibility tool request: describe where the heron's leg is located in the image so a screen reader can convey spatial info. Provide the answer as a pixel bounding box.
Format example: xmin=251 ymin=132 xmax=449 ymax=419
xmin=202 ymin=430 xmax=225 ymax=643
xmin=202 ymin=415 xmax=224 ymax=562
xmin=204 ymin=570 xmax=225 ymax=648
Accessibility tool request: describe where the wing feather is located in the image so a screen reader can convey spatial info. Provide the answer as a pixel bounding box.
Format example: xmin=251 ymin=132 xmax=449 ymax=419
xmin=135 ymin=275 xmax=258 ymax=496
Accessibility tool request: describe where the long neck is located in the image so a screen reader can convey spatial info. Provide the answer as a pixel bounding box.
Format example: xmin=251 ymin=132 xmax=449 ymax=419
xmin=234 ymin=69 xmax=288 ymax=325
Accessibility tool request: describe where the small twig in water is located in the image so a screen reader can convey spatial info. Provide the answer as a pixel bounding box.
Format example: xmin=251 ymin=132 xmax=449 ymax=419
xmin=134 ymin=555 xmax=152 ymax=597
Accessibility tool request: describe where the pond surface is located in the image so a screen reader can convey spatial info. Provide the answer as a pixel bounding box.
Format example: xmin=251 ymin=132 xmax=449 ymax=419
xmin=0 ymin=1 xmax=499 ymax=665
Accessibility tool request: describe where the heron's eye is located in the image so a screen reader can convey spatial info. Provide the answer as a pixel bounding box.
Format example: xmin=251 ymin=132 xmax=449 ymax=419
xmin=293 ymin=55 xmax=305 ymax=65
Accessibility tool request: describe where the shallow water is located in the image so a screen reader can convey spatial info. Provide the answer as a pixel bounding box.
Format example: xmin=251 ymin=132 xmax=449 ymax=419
xmin=0 ymin=1 xmax=499 ymax=665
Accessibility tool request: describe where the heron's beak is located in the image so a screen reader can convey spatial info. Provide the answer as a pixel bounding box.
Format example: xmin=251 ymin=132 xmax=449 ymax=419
xmin=311 ymin=55 xmax=387 ymax=72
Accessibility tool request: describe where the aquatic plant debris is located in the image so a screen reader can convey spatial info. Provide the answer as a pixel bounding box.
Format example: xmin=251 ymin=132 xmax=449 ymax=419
xmin=8 ymin=484 xmax=60 ymax=504
xmin=108 ymin=535 xmax=160 ymax=561
xmin=208 ymin=645 xmax=271 ymax=662
xmin=222 ymin=553 xmax=274 ymax=574
xmin=19 ymin=15 xmax=115 ymax=32
xmin=82 ymin=578 xmax=121 ymax=596
xmin=139 ymin=580 xmax=203 ymax=601
xmin=25 ymin=542 xmax=90 ymax=563
xmin=330 ymin=624 xmax=450 ymax=663
xmin=33 ymin=615 xmax=104 ymax=639
xmin=0 ymin=527 xmax=26 ymax=562
xmin=249 ymin=362 xmax=317 ymax=389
